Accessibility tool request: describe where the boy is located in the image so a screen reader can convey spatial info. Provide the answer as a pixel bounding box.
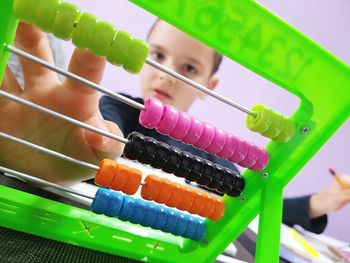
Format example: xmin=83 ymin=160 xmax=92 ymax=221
xmin=1 ymin=22 xmax=350 ymax=235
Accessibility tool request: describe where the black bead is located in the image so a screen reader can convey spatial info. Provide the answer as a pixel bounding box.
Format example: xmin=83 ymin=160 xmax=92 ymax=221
xmin=174 ymin=152 xmax=194 ymax=178
xmin=185 ymin=156 xmax=204 ymax=182
xmin=228 ymin=176 xmax=245 ymax=197
xmin=137 ymin=137 xmax=158 ymax=164
xmin=218 ymin=168 xmax=236 ymax=194
xmin=235 ymin=176 xmax=245 ymax=192
xmin=207 ymin=165 xmax=224 ymax=191
xmin=150 ymin=142 xmax=170 ymax=169
xmin=162 ymin=146 xmax=182 ymax=174
xmin=196 ymin=160 xmax=214 ymax=186
xmin=123 ymin=132 xmax=145 ymax=160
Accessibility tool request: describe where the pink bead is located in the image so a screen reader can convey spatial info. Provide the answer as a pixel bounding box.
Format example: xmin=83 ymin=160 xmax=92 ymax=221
xmin=182 ymin=117 xmax=204 ymax=145
xmin=205 ymin=128 xmax=227 ymax=155
xmin=156 ymin=105 xmax=180 ymax=135
xmin=229 ymin=137 xmax=249 ymax=164
xmin=238 ymin=143 xmax=260 ymax=168
xmin=217 ymin=133 xmax=239 ymax=159
xmin=193 ymin=123 xmax=215 ymax=150
xmin=139 ymin=97 xmax=164 ymax=129
xmin=250 ymin=148 xmax=269 ymax=171
xmin=169 ymin=111 xmax=191 ymax=140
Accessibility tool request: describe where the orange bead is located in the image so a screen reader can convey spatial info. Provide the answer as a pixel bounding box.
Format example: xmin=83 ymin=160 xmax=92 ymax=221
xmin=110 ymin=164 xmax=129 ymax=191
xmin=188 ymin=190 xmax=206 ymax=215
xmin=141 ymin=175 xmax=161 ymax=200
xmin=177 ymin=187 xmax=196 ymax=211
xmin=154 ymin=178 xmax=173 ymax=204
xmin=94 ymin=159 xmax=117 ymax=187
xmin=200 ymin=194 xmax=216 ymax=218
xmin=166 ymin=184 xmax=184 ymax=208
xmin=123 ymin=167 xmax=142 ymax=195
xmin=209 ymin=197 xmax=225 ymax=221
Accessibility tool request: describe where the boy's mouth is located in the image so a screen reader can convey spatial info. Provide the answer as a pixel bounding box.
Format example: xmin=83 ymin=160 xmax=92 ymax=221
xmin=153 ymin=88 xmax=172 ymax=100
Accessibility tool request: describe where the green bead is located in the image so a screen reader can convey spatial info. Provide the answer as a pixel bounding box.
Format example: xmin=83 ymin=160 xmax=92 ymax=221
xmin=261 ymin=111 xmax=286 ymax=139
xmin=246 ymin=104 xmax=272 ymax=133
xmin=13 ymin=0 xmax=38 ymax=23
xmin=123 ymin=38 xmax=149 ymax=74
xmin=52 ymin=2 xmax=80 ymax=40
xmin=33 ymin=0 xmax=60 ymax=32
xmin=107 ymin=30 xmax=133 ymax=66
xmin=273 ymin=119 xmax=295 ymax=143
xmin=72 ymin=12 xmax=98 ymax=50
xmin=89 ymin=21 xmax=117 ymax=57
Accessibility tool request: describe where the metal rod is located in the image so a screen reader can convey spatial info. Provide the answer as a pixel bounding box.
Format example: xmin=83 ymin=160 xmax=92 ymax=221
xmin=7 ymin=44 xmax=256 ymax=117
xmin=6 ymin=45 xmax=145 ymax=111
xmin=0 ymin=165 xmax=94 ymax=199
xmin=0 ymin=90 xmax=128 ymax=144
xmin=0 ymin=132 xmax=99 ymax=171
xmin=0 ymin=131 xmax=147 ymax=186
xmin=146 ymin=58 xmax=256 ymax=117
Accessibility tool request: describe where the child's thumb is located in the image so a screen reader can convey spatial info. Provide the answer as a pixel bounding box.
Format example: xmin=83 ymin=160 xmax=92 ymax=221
xmin=85 ymin=117 xmax=124 ymax=158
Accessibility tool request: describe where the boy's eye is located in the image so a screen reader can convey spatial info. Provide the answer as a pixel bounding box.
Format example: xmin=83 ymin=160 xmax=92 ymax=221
xmin=184 ymin=64 xmax=198 ymax=74
xmin=150 ymin=51 xmax=164 ymax=61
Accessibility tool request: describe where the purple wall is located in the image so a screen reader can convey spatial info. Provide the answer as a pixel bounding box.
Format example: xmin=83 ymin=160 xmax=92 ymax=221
xmin=64 ymin=0 xmax=350 ymax=242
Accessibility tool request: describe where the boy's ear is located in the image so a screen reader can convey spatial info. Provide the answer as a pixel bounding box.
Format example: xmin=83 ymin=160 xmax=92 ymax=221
xmin=199 ymin=75 xmax=219 ymax=100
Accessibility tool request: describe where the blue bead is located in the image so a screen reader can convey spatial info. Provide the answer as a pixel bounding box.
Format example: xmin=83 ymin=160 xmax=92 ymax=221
xmin=140 ymin=201 xmax=157 ymax=227
xmin=130 ymin=198 xmax=147 ymax=224
xmin=105 ymin=191 xmax=124 ymax=217
xmin=172 ymin=213 xmax=189 ymax=236
xmin=151 ymin=206 xmax=169 ymax=230
xmin=192 ymin=218 xmax=206 ymax=241
xmin=118 ymin=195 xmax=136 ymax=221
xmin=91 ymin=188 xmax=110 ymax=214
xmin=162 ymin=210 xmax=179 ymax=233
xmin=183 ymin=217 xmax=197 ymax=239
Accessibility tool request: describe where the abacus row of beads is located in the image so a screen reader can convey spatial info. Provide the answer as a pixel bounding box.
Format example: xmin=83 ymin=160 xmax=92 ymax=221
xmin=91 ymin=188 xmax=206 ymax=241
xmin=123 ymin=132 xmax=245 ymax=197
xmin=13 ymin=0 xmax=149 ymax=74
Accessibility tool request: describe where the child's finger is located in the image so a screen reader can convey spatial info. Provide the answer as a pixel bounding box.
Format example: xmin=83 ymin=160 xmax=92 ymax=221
xmin=63 ymin=48 xmax=106 ymax=94
xmin=84 ymin=117 xmax=124 ymax=158
xmin=14 ymin=23 xmax=58 ymax=87
xmin=0 ymin=67 xmax=21 ymax=106
xmin=1 ymin=66 xmax=21 ymax=94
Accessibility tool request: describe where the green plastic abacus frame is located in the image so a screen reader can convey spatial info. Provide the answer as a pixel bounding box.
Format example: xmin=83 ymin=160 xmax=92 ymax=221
xmin=1 ymin=0 xmax=349 ymax=262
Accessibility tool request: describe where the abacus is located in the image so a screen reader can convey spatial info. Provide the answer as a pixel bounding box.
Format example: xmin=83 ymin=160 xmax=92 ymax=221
xmin=0 ymin=1 xmax=349 ymax=263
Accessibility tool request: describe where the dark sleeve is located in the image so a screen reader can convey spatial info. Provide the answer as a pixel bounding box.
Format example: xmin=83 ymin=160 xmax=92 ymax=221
xmin=99 ymin=94 xmax=144 ymax=137
xmin=282 ymin=195 xmax=328 ymax=234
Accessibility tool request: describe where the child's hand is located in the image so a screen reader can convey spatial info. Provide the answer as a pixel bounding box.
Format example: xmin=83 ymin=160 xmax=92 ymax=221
xmin=309 ymin=175 xmax=350 ymax=218
xmin=0 ymin=23 xmax=124 ymax=184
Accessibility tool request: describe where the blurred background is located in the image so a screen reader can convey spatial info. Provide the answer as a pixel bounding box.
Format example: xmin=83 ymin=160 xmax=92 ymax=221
xmin=61 ymin=0 xmax=350 ymax=242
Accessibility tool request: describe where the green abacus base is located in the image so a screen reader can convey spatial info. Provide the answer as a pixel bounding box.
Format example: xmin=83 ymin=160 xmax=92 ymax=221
xmin=0 ymin=185 xmax=200 ymax=263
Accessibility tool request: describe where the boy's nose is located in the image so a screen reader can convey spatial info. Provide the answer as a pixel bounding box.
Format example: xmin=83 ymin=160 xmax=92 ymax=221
xmin=159 ymin=71 xmax=175 ymax=85
xmin=156 ymin=58 xmax=177 ymax=85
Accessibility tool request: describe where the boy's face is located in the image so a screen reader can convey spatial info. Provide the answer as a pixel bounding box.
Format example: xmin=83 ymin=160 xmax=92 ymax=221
xmin=140 ymin=21 xmax=218 ymax=112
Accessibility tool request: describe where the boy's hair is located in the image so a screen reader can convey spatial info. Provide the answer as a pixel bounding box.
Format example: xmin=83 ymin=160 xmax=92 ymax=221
xmin=147 ymin=19 xmax=223 ymax=75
